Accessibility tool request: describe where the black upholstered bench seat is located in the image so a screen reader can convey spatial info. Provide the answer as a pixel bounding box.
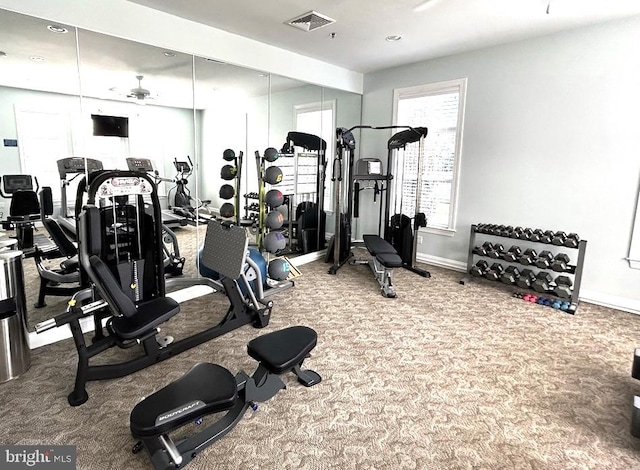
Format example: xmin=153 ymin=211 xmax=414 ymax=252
xmin=130 ymin=363 xmax=237 ymax=437
xmin=247 ymin=326 xmax=317 ymax=374
xmin=363 ymin=235 xmax=403 ymax=268
xmin=110 ymin=297 xmax=180 ymax=340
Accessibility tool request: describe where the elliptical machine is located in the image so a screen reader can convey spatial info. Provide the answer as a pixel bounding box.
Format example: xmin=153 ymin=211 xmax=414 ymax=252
xmin=168 ymin=157 xmax=214 ymax=224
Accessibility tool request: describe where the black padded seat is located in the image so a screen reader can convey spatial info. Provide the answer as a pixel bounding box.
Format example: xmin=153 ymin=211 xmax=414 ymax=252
xmin=9 ymin=190 xmax=40 ymax=221
xmin=247 ymin=326 xmax=317 ymax=374
xmin=363 ymin=235 xmax=403 ymax=268
xmin=375 ymin=253 xmax=403 ymax=268
xmin=110 ymin=297 xmax=180 ymax=340
xmin=130 ymin=363 xmax=237 ymax=438
xmin=60 ymin=255 xmax=79 ymax=273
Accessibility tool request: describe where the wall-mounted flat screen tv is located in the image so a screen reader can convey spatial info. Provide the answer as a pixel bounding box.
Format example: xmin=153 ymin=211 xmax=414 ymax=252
xmin=91 ymin=114 xmax=129 ymax=138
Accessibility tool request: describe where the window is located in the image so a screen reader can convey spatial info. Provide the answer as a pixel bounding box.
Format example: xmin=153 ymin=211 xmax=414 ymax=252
xmin=392 ymin=78 xmax=466 ymax=234
xmin=294 ymin=100 xmax=336 ymax=211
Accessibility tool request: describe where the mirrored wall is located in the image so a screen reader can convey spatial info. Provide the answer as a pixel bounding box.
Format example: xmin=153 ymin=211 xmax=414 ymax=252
xmin=0 ymin=8 xmax=362 ymax=331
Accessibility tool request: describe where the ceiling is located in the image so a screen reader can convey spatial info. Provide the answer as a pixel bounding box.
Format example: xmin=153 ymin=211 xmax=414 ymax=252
xmin=128 ymin=0 xmax=640 ymax=73
xmin=0 ymin=8 xmax=308 ymax=109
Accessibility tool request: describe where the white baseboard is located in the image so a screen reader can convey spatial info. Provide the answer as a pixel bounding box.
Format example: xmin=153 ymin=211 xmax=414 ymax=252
xmin=292 ymin=249 xmax=326 ymax=266
xmin=416 ymin=253 xmax=640 ymax=315
xmin=578 ymin=289 xmax=640 ymax=315
xmin=416 ymin=253 xmax=467 ymax=272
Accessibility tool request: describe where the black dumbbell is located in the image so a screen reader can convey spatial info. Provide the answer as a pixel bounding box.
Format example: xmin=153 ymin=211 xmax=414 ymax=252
xmin=539 ymin=230 xmax=555 ymax=244
xmin=518 ymin=248 xmax=538 ymax=266
xmin=470 ymin=260 xmax=490 ymax=277
xmin=488 ymin=243 xmax=505 ymax=259
xmin=472 ymin=241 xmax=494 ymax=257
xmin=490 ymin=225 xmax=505 ymax=236
xmin=551 ymin=253 xmax=571 ymax=272
xmin=499 ymin=225 xmax=514 ymax=237
xmin=529 ymin=229 xmax=543 ymax=243
xmin=532 ymin=272 xmax=553 ymax=293
xmin=564 ymin=233 xmax=580 ymax=248
xmin=478 ymin=224 xmax=492 ymax=234
xmin=553 ymin=275 xmax=573 ymax=298
xmin=500 ymin=266 xmax=520 ymax=285
xmin=502 ymin=245 xmax=522 ymax=262
xmin=535 ymin=251 xmax=554 ymax=269
xmin=511 ymin=227 xmax=523 ymax=239
xmin=552 ymin=231 xmax=567 ymax=246
xmin=515 ymin=269 xmax=536 ymax=289
xmin=518 ymin=228 xmax=533 ymax=240
xmin=485 ymin=263 xmax=505 ymax=281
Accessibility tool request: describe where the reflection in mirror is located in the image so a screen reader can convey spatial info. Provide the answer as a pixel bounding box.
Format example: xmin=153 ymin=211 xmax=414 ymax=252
xmin=194 ymin=58 xmax=268 ymax=226
xmin=0 ymin=9 xmax=82 ymax=331
xmin=75 ymin=28 xmax=197 ymax=289
xmin=264 ymin=77 xmax=326 ymax=258
xmin=321 ymin=87 xmax=363 ymax=242
xmin=194 ymin=58 xmax=274 ymax=275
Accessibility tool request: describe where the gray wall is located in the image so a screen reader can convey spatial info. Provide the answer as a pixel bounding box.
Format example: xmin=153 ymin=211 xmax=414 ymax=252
xmin=360 ymin=16 xmax=640 ymax=308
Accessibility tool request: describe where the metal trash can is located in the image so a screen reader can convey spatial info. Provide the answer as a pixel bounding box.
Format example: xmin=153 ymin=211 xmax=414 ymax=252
xmin=0 ymin=250 xmax=30 ymax=383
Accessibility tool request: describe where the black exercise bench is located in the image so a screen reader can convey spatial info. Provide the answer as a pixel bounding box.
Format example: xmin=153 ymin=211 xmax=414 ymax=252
xmin=130 ymin=325 xmax=321 ymax=470
xmin=354 ymin=234 xmax=403 ymax=298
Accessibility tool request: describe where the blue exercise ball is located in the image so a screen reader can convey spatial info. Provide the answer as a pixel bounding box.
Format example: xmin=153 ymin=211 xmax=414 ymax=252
xmin=197 ymin=247 xmax=266 ymax=296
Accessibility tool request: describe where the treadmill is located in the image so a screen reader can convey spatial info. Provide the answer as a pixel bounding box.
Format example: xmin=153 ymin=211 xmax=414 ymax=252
xmin=125 ymin=158 xmax=187 ymax=229
xmin=56 ymin=157 xmax=104 ymax=237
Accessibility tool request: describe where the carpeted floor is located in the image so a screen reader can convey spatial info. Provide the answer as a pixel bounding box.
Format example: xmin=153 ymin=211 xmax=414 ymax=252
xmin=3 ymin=226 xmax=640 ymax=469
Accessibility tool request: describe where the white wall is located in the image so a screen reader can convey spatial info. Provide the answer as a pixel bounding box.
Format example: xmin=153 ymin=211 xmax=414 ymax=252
xmin=0 ymin=0 xmax=363 ymax=94
xmin=0 ymin=85 xmax=196 ymax=209
xmin=360 ymin=16 xmax=640 ymax=310
xmin=200 ymin=85 xmax=363 ymax=220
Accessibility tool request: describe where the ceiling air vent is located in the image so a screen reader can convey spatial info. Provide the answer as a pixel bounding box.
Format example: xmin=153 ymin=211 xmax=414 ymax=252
xmin=286 ymin=11 xmax=336 ymax=32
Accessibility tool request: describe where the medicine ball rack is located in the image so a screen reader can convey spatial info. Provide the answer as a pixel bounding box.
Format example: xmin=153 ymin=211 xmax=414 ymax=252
xmin=459 ymin=223 xmax=587 ymax=313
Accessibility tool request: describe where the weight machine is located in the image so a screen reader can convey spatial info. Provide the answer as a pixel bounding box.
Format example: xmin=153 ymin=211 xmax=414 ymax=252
xmin=35 ymin=170 xmax=271 ymax=406
xmin=277 ymin=131 xmax=328 ymax=254
xmin=327 ymin=126 xmax=431 ymax=283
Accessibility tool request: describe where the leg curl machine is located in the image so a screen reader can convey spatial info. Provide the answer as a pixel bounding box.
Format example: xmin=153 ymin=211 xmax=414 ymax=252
xmin=35 ymin=171 xmax=271 ymax=406
xmin=130 ymin=326 xmax=321 ymax=469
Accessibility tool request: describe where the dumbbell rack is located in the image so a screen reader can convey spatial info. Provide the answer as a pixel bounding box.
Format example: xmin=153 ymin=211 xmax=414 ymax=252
xmin=459 ymin=224 xmax=587 ymax=313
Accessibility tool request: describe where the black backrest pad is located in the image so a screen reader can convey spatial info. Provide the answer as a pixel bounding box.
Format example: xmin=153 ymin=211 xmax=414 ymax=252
xmin=10 ymin=191 xmax=40 ymax=217
xmin=43 ymin=218 xmax=77 ymax=257
xmin=39 ymin=187 xmax=54 ymax=216
xmin=89 ymin=255 xmax=137 ymax=318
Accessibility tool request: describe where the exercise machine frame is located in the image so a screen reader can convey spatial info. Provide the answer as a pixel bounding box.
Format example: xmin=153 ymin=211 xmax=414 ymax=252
xmin=36 ymin=170 xmax=271 ymax=406
xmin=328 ymin=125 xmax=431 ymax=278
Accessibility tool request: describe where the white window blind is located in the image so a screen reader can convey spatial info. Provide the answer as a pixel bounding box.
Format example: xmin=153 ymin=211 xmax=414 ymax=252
xmin=393 ymin=78 xmax=466 ymax=233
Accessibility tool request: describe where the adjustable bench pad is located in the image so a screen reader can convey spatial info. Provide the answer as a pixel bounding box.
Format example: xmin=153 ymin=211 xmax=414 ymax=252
xmin=111 ymin=297 xmax=180 ymax=340
xmin=130 ymin=363 xmax=237 ymax=438
xmin=362 ymin=235 xmax=403 ymax=268
xmin=247 ymin=326 xmax=317 ymax=374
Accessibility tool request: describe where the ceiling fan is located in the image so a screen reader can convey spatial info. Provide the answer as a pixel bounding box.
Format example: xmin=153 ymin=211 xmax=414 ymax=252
xmin=127 ymin=75 xmax=152 ymax=101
